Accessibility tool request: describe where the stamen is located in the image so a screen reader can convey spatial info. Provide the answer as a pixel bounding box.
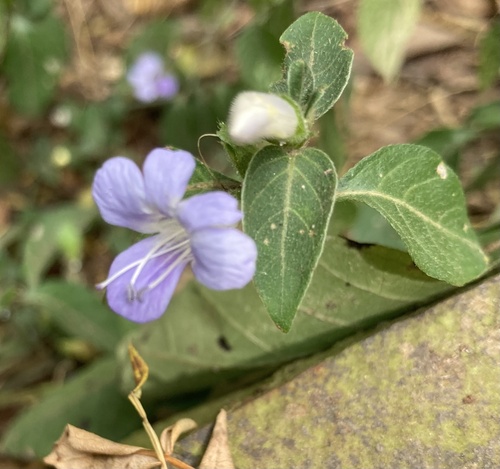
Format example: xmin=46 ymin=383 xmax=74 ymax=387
xmin=96 ymin=235 xmax=189 ymax=290
xmin=127 ymin=250 xmax=192 ymax=303
xmin=129 ymin=229 xmax=186 ymax=287
xmin=127 ymin=284 xmax=135 ymax=303
xmin=147 ymin=250 xmax=192 ymax=291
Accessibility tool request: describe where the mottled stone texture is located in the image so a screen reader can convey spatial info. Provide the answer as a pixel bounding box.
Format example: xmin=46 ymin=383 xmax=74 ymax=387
xmin=178 ymin=274 xmax=500 ymax=469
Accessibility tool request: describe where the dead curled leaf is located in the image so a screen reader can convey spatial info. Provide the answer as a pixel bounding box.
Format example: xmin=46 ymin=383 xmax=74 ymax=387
xmin=44 ymin=410 xmax=234 ymax=469
xmin=199 ymin=410 xmax=235 ymax=469
xmin=160 ymin=419 xmax=198 ymax=456
xmin=128 ymin=343 xmax=149 ymax=395
xmin=43 ymin=424 xmax=161 ymax=469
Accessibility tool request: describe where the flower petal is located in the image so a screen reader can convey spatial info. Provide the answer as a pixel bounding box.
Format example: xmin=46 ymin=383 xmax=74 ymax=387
xmin=191 ymin=228 xmax=257 ymax=290
xmin=132 ymin=83 xmax=162 ymax=103
xmin=177 ymin=192 xmax=242 ymax=232
xmin=156 ymin=75 xmax=179 ymax=99
xmin=228 ymin=91 xmax=298 ymax=144
xmin=104 ymin=236 xmax=188 ymax=323
xmin=143 ymin=148 xmax=196 ymax=216
xmin=92 ymin=157 xmax=161 ymax=233
xmin=127 ymin=53 xmax=164 ymax=84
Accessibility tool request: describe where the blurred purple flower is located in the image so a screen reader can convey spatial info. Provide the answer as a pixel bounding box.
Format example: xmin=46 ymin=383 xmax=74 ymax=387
xmin=127 ymin=52 xmax=179 ymax=103
xmin=92 ymin=148 xmax=257 ymax=323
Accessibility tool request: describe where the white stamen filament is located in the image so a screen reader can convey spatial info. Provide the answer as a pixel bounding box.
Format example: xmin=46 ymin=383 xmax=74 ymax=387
xmin=137 ymin=250 xmax=192 ymax=294
xmin=129 ymin=229 xmax=186 ymax=286
xmin=96 ymin=234 xmax=190 ymax=291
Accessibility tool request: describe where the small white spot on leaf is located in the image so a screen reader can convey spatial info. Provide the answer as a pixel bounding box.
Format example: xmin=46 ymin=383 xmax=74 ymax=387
xmin=270 ymin=223 xmax=277 ymax=230
xmin=436 ymin=162 xmax=448 ymax=179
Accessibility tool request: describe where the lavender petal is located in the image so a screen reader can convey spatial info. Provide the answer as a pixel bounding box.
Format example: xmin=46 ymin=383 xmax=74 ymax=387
xmin=104 ymin=236 xmax=188 ymax=323
xmin=143 ymin=148 xmax=196 ymax=216
xmin=177 ymin=192 xmax=242 ymax=232
xmin=133 ymin=83 xmax=162 ymax=103
xmin=127 ymin=53 xmax=164 ymax=85
xmin=92 ymin=157 xmax=161 ymax=233
xmin=191 ymin=228 xmax=257 ymax=290
xmin=155 ymin=75 xmax=179 ymax=100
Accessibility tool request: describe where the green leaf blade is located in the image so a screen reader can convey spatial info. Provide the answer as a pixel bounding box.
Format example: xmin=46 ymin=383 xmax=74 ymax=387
xmin=117 ymin=236 xmax=453 ymax=399
xmin=242 ymin=146 xmax=337 ymax=331
xmin=358 ymin=0 xmax=422 ymax=81
xmin=479 ymin=18 xmax=500 ymax=90
xmin=279 ymin=11 xmax=353 ymax=119
xmin=22 ymin=204 xmax=96 ymax=289
xmin=26 ymin=281 xmax=134 ymax=352
xmin=235 ymin=25 xmax=284 ymax=90
xmin=337 ymin=144 xmax=489 ymax=285
xmin=0 ymin=358 xmax=138 ymax=458
xmin=3 ymin=13 xmax=68 ymax=117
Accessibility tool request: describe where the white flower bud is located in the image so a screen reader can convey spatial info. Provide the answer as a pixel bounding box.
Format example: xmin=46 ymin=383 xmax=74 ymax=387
xmin=228 ymin=92 xmax=299 ymax=145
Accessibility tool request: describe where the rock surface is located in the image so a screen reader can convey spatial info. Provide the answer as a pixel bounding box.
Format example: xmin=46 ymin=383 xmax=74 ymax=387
xmin=177 ymin=274 xmax=500 ymax=468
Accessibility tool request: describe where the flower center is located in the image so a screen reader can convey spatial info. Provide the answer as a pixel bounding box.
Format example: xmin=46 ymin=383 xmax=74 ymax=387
xmin=97 ymin=218 xmax=193 ymax=302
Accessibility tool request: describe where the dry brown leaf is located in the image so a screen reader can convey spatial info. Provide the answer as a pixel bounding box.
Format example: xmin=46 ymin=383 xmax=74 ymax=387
xmin=160 ymin=419 xmax=198 ymax=455
xmin=199 ymin=410 xmax=234 ymax=469
xmin=128 ymin=343 xmax=149 ymax=395
xmin=43 ymin=424 xmax=161 ymax=469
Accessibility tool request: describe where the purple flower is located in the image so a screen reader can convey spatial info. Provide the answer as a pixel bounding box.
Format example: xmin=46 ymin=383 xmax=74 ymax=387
xmin=92 ymin=148 xmax=257 ymax=323
xmin=127 ymin=52 xmax=179 ymax=103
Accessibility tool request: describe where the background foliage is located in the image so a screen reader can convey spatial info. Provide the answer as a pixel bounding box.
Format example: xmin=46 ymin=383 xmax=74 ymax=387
xmin=0 ymin=0 xmax=498 ymax=461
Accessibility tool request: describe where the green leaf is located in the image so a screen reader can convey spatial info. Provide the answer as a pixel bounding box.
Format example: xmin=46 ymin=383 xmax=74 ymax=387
xmin=13 ymin=0 xmax=52 ymax=21
xmin=345 ymin=202 xmax=407 ymax=252
xmin=279 ymin=11 xmax=353 ymax=119
xmin=467 ymin=101 xmax=500 ymax=131
xmin=0 ymin=133 xmax=21 ymax=187
xmin=317 ymin=108 xmax=348 ymax=170
xmin=414 ymin=127 xmax=476 ymax=170
xmin=0 ymin=1 xmax=9 ymax=58
xmin=185 ymin=157 xmax=240 ymax=199
xmin=465 ymin=151 xmax=500 ymax=192
xmin=217 ymin=122 xmax=261 ymax=177
xmin=0 ymin=358 xmax=139 ymax=458
xmin=286 ymin=59 xmax=315 ymax=109
xmin=68 ymin=99 xmax=125 ymax=159
xmin=2 ymin=12 xmax=67 ymax=117
xmin=160 ymin=91 xmax=226 ymax=155
xmin=118 ymin=235 xmax=452 ymax=400
xmin=26 ymin=281 xmax=134 ymax=352
xmin=242 ymin=146 xmax=337 ymax=331
xmin=337 ymin=144 xmax=489 ymax=285
xmin=358 ymin=0 xmax=422 ymax=81
xmin=235 ymin=25 xmax=284 ymax=90
xmin=126 ymin=18 xmax=177 ymax=60
xmin=479 ymin=18 xmax=500 ymax=90
xmin=22 ymin=204 xmax=96 ymax=289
